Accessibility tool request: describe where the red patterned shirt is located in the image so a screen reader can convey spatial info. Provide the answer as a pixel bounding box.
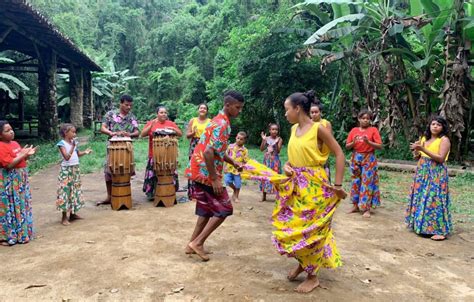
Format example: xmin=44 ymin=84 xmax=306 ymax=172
xmin=144 ymin=120 xmax=180 ymax=158
xmin=185 ymin=111 xmax=231 ymax=186
xmin=0 ymin=141 xmax=26 ymax=168
xmin=346 ymin=127 xmax=381 ymax=153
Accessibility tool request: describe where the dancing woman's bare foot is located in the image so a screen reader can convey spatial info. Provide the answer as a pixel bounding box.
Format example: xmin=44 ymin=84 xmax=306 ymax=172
xmin=347 ymin=205 xmax=359 ymax=214
xmin=362 ymin=211 xmax=371 ymax=218
xmin=295 ymin=275 xmax=320 ymax=293
xmin=431 ymin=235 xmax=446 ymax=241
xmin=69 ymin=214 xmax=83 ymax=221
xmin=61 ymin=218 xmax=70 ymax=226
xmin=185 ymin=245 xmax=213 ymax=255
xmin=187 ymin=242 xmax=210 ymax=261
xmin=287 ymin=264 xmax=304 ymax=281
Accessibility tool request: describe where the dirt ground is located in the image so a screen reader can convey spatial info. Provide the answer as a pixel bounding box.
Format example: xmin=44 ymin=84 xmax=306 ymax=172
xmin=1 ymin=165 xmax=473 ymax=302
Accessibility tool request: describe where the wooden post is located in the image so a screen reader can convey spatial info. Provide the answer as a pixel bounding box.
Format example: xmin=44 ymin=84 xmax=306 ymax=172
xmin=82 ymin=70 xmax=93 ymax=128
xmin=38 ymin=49 xmax=58 ymax=140
xmin=18 ymin=91 xmax=24 ymax=130
xmin=69 ymin=65 xmax=84 ymax=129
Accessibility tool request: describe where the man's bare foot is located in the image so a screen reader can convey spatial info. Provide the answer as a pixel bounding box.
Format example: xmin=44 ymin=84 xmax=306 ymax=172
xmin=96 ymin=199 xmax=111 ymax=206
xmin=69 ymin=214 xmax=83 ymax=221
xmin=287 ymin=264 xmax=304 ymax=281
xmin=61 ymin=219 xmax=70 ymax=226
xmin=234 ymin=198 xmax=240 ymax=203
xmin=185 ymin=245 xmax=213 ymax=255
xmin=431 ymin=235 xmax=446 ymax=241
xmin=187 ymin=242 xmax=210 ymax=261
xmin=295 ymin=275 xmax=320 ymax=293
xmin=362 ymin=211 xmax=371 ymax=218
xmin=347 ymin=205 xmax=359 ymax=214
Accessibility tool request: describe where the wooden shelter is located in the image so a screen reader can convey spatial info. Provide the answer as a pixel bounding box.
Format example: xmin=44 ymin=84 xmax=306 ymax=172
xmin=0 ymin=0 xmax=102 ymax=139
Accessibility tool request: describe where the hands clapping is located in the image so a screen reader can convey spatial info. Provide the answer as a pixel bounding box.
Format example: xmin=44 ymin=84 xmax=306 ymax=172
xmin=21 ymin=145 xmax=37 ymax=158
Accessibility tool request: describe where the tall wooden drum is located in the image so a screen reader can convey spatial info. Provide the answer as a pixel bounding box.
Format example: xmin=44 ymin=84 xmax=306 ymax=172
xmin=153 ymin=129 xmax=178 ymax=207
xmin=108 ymin=137 xmax=134 ymax=210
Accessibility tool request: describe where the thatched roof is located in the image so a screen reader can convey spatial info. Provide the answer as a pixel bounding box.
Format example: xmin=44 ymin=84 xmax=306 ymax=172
xmin=0 ymin=0 xmax=102 ymax=72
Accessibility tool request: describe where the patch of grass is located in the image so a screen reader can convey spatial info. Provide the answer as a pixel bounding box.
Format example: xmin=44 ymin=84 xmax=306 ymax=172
xmin=450 ymin=173 xmax=474 ymax=223
xmin=27 ymin=141 xmax=61 ymax=174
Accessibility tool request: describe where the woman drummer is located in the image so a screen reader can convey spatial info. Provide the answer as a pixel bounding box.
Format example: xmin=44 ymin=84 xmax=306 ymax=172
xmin=140 ymin=106 xmax=182 ymax=200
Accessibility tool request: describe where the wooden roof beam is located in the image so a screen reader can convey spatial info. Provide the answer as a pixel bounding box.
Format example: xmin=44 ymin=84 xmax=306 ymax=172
xmin=0 ymin=26 xmax=13 ymax=43
xmin=1 ymin=18 xmax=82 ymax=73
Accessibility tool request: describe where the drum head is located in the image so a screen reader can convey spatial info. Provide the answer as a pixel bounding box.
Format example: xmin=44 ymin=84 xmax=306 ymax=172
xmin=154 ymin=128 xmax=176 ymax=136
xmin=110 ymin=136 xmax=133 ymax=142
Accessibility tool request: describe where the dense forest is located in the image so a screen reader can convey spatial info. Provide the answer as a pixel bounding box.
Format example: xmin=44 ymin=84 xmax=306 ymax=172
xmin=2 ymin=0 xmax=473 ymax=160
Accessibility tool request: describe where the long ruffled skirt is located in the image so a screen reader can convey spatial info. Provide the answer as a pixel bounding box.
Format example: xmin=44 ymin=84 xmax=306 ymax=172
xmin=405 ymin=157 xmax=452 ymax=235
xmin=242 ymin=159 xmax=342 ymax=275
xmin=56 ymin=165 xmax=84 ymax=213
xmin=350 ymin=152 xmax=380 ymax=210
xmin=0 ymin=168 xmax=33 ymax=245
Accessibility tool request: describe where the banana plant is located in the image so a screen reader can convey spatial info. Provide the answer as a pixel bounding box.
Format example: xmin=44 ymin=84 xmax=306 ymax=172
xmin=0 ymin=56 xmax=30 ymax=98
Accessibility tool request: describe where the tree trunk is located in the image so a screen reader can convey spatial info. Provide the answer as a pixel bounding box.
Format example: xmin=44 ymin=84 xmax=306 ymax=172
xmin=69 ymin=66 xmax=84 ymax=129
xmin=38 ymin=49 xmax=58 ymax=140
xmin=439 ymin=0 xmax=472 ymax=161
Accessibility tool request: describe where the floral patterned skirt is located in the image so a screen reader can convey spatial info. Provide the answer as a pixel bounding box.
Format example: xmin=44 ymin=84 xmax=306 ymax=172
xmin=259 ymin=153 xmax=281 ymax=194
xmin=143 ymin=157 xmax=179 ymax=200
xmin=56 ymin=165 xmax=84 ymax=213
xmin=350 ymin=152 xmax=380 ymax=210
xmin=0 ymin=168 xmax=33 ymax=245
xmin=242 ymin=159 xmax=342 ymax=275
xmin=405 ymin=157 xmax=452 ymax=236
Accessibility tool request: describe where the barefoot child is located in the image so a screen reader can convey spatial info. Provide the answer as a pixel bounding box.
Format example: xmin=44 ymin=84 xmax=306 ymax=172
xmin=224 ymin=131 xmax=249 ymax=202
xmin=345 ymin=109 xmax=382 ymax=218
xmin=56 ymin=124 xmax=92 ymax=226
xmin=0 ymin=120 xmax=36 ymax=246
xmin=185 ymin=91 xmax=245 ymax=261
xmin=406 ymin=116 xmax=451 ymax=241
xmin=259 ymin=123 xmax=282 ymax=202
xmin=310 ymin=102 xmax=332 ymax=182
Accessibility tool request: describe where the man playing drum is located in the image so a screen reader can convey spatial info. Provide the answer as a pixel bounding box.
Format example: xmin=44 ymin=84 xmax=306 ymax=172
xmin=98 ymin=94 xmax=139 ymax=206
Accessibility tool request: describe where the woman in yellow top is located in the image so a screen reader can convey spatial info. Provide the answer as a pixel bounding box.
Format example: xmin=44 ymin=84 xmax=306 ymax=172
xmin=186 ymin=103 xmax=210 ymax=199
xmin=241 ymin=90 xmax=347 ymax=293
xmin=407 ymin=116 xmax=451 ymax=241
xmin=310 ymin=101 xmax=333 ymax=183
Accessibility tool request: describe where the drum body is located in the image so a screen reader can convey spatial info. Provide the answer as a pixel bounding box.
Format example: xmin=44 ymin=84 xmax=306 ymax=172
xmin=152 ymin=133 xmax=178 ymax=207
xmin=108 ymin=137 xmax=134 ymax=210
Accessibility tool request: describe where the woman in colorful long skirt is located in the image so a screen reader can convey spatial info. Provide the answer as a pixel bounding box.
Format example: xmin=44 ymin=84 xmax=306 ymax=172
xmin=346 ymin=109 xmax=382 ymax=218
xmin=242 ymin=90 xmax=347 ymax=293
xmin=406 ymin=115 xmax=452 ymax=241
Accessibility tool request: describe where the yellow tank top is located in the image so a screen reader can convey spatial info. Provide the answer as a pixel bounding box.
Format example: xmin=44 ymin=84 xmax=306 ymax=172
xmin=288 ymin=122 xmax=330 ymax=167
xmin=321 ymin=118 xmax=329 ymax=128
xmin=420 ymin=136 xmax=449 ymax=161
xmin=191 ymin=117 xmax=210 ymax=138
